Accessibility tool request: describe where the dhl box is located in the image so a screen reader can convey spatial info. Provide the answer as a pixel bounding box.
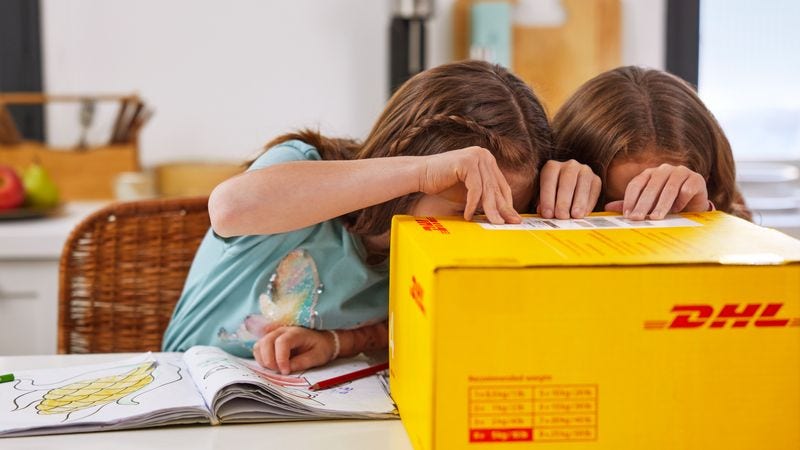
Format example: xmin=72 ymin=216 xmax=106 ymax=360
xmin=388 ymin=212 xmax=800 ymax=450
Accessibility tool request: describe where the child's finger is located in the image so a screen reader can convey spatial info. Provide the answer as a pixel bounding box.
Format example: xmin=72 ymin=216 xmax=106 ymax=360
xmin=289 ymin=349 xmax=327 ymax=373
xmin=481 ymin=187 xmax=503 ymax=224
xmin=670 ymin=184 xmax=695 ymax=213
xmin=498 ymin=202 xmax=522 ymax=224
xmin=588 ymin=174 xmax=602 ymax=213
xmin=262 ymin=323 xmax=284 ymax=335
xmin=629 ymin=168 xmax=670 ymax=220
xmin=605 ymin=200 xmax=624 ymax=212
xmin=261 ymin=322 xmax=284 ymax=337
xmin=630 ymin=172 xmax=670 ymax=219
xmin=537 ymin=161 xmax=560 ymax=218
xmin=480 ymin=160 xmax=514 ymax=224
xmin=274 ymin=330 xmax=301 ymax=375
xmin=259 ymin=328 xmax=286 ymax=371
xmin=492 ymin=162 xmax=520 ymax=223
xmin=253 ymin=341 xmax=264 ymax=367
xmin=570 ymin=166 xmax=600 ymax=218
xmin=672 ymin=172 xmax=707 ymax=212
xmin=622 ymin=171 xmax=651 ymax=217
xmin=492 ymin=187 xmax=521 ymax=224
xmin=554 ymin=163 xmax=579 ymax=219
xmin=648 ymin=169 xmax=689 ymax=219
xmin=495 ymin=192 xmax=521 ymax=224
xmin=255 ymin=341 xmax=276 ymax=371
xmin=462 ymin=170 xmax=482 ymax=221
xmin=478 ymin=159 xmax=501 ymax=223
xmin=490 ymin=160 xmax=514 ymax=207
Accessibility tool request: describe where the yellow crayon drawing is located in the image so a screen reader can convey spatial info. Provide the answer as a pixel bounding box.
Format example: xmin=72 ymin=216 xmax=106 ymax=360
xmin=11 ymin=358 xmax=182 ymax=422
xmin=36 ymin=362 xmax=155 ymax=415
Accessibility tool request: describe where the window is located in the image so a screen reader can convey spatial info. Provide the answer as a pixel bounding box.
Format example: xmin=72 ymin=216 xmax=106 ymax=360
xmin=698 ymin=0 xmax=800 ymax=161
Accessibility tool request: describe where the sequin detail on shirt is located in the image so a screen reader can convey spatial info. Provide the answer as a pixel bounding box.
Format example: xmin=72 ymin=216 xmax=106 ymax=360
xmin=217 ymin=249 xmax=323 ymax=351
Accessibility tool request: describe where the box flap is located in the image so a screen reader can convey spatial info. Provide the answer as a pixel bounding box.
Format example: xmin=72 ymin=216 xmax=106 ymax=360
xmin=391 ymin=212 xmax=800 ymax=268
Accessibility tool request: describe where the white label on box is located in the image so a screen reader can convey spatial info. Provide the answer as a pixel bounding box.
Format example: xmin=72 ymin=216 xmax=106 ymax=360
xmin=478 ymin=215 xmax=702 ymax=231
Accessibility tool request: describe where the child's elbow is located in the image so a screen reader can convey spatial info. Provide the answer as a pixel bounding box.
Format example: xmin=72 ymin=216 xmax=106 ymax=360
xmin=208 ymin=184 xmax=238 ymax=238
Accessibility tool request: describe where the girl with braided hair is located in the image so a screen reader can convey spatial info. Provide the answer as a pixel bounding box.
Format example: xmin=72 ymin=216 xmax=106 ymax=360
xmin=163 ymin=60 xmax=594 ymax=373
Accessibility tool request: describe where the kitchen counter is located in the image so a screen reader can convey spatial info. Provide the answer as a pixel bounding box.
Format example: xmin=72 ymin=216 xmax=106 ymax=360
xmin=0 ymin=202 xmax=107 ymax=355
xmin=0 ymin=202 xmax=107 ymax=259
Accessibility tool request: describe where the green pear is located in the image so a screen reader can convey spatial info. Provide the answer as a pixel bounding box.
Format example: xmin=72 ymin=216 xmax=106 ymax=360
xmin=23 ymin=163 xmax=60 ymax=208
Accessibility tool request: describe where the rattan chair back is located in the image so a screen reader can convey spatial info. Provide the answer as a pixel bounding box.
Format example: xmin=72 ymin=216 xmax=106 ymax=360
xmin=58 ymin=196 xmax=210 ymax=353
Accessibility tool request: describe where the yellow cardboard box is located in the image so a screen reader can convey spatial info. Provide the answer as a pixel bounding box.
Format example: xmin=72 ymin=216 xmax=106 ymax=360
xmin=389 ymin=212 xmax=800 ymax=450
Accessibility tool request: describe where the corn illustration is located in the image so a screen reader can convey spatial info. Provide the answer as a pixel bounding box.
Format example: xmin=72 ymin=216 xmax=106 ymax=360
xmin=35 ymin=362 xmax=155 ymax=415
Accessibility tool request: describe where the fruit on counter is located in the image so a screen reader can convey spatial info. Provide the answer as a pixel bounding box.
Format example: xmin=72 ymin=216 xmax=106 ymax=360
xmin=23 ymin=163 xmax=60 ymax=208
xmin=0 ymin=165 xmax=26 ymax=210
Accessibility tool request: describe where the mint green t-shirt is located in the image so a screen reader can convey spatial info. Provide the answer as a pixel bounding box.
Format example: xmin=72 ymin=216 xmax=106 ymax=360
xmin=162 ymin=140 xmax=389 ymax=357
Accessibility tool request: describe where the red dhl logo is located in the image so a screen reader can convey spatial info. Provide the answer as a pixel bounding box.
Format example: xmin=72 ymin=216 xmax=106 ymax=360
xmin=415 ymin=217 xmax=449 ymax=234
xmin=409 ymin=276 xmax=425 ymax=314
xmin=644 ymin=303 xmax=800 ymax=330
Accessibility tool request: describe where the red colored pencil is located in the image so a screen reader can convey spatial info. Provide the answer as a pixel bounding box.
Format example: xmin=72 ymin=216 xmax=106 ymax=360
xmin=309 ymin=362 xmax=389 ymax=391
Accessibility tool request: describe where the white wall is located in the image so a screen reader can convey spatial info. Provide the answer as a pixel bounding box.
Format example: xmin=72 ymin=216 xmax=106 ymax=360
xmin=42 ymin=0 xmax=665 ymax=168
xmin=620 ymin=0 xmax=666 ymax=70
xmin=42 ymin=0 xmax=392 ymax=166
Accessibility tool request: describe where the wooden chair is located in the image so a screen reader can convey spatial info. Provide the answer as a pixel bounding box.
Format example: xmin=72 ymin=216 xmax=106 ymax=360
xmin=58 ymin=196 xmax=210 ymax=353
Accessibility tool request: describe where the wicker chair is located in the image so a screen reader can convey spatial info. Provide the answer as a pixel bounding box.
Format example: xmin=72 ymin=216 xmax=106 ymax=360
xmin=58 ymin=196 xmax=210 ymax=353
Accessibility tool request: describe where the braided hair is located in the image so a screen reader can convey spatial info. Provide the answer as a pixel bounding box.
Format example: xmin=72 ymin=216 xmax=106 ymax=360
xmin=387 ymin=114 xmax=506 ymax=157
xmin=261 ymin=60 xmax=553 ymax=237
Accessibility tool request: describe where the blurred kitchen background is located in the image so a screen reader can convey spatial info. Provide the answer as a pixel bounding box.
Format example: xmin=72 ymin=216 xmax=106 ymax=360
xmin=0 ymin=0 xmax=798 ymax=354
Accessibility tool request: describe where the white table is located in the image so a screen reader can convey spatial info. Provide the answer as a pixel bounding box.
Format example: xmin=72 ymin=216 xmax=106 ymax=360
xmin=0 ymin=353 xmax=414 ymax=450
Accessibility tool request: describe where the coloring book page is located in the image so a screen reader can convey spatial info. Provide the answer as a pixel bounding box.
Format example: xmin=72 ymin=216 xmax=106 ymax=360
xmin=183 ymin=346 xmax=395 ymax=417
xmin=1 ymin=347 xmax=395 ymax=437
xmin=0 ymin=353 xmax=208 ymax=435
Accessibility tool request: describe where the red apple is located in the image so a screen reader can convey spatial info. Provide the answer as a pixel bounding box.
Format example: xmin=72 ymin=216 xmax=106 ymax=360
xmin=0 ymin=165 xmax=26 ymax=210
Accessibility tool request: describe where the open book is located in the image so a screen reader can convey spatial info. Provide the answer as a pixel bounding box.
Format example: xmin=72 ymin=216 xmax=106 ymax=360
xmin=0 ymin=346 xmax=396 ymax=437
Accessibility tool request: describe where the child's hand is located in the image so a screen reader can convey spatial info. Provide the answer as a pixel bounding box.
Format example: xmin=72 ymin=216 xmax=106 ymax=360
xmin=605 ymin=164 xmax=709 ymax=220
xmin=419 ymin=146 xmax=521 ymax=224
xmin=253 ymin=326 xmax=336 ymax=375
xmin=537 ymin=160 xmax=601 ymax=219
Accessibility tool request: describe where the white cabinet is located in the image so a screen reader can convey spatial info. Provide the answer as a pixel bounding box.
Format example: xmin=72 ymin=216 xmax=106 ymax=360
xmin=738 ymin=161 xmax=800 ymax=239
xmin=0 ymin=261 xmax=59 ymax=355
xmin=0 ymin=203 xmax=105 ymax=355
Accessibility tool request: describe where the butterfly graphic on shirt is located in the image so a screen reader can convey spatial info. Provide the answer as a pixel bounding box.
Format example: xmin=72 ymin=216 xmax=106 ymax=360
xmin=217 ymin=249 xmax=324 ymax=352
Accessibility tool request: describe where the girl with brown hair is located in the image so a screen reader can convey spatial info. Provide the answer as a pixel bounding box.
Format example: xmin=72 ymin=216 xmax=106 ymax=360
xmin=164 ymin=60 xmax=586 ymax=374
xmin=552 ymin=66 xmax=751 ymax=221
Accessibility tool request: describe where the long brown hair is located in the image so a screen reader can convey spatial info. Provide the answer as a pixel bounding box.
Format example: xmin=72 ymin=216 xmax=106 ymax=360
xmin=552 ymin=66 xmax=750 ymax=220
xmin=262 ymin=60 xmax=553 ymax=235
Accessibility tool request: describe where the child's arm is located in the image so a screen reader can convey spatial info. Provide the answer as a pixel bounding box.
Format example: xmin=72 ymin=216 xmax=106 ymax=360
xmin=252 ymin=322 xmax=389 ymax=375
xmin=537 ymin=159 xmax=601 ymax=219
xmin=210 ymin=146 xmax=520 ymax=237
xmin=604 ymin=164 xmax=710 ymax=220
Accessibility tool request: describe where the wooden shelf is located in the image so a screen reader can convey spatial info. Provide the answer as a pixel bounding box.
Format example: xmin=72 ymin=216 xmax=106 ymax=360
xmin=454 ymin=0 xmax=621 ymax=112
